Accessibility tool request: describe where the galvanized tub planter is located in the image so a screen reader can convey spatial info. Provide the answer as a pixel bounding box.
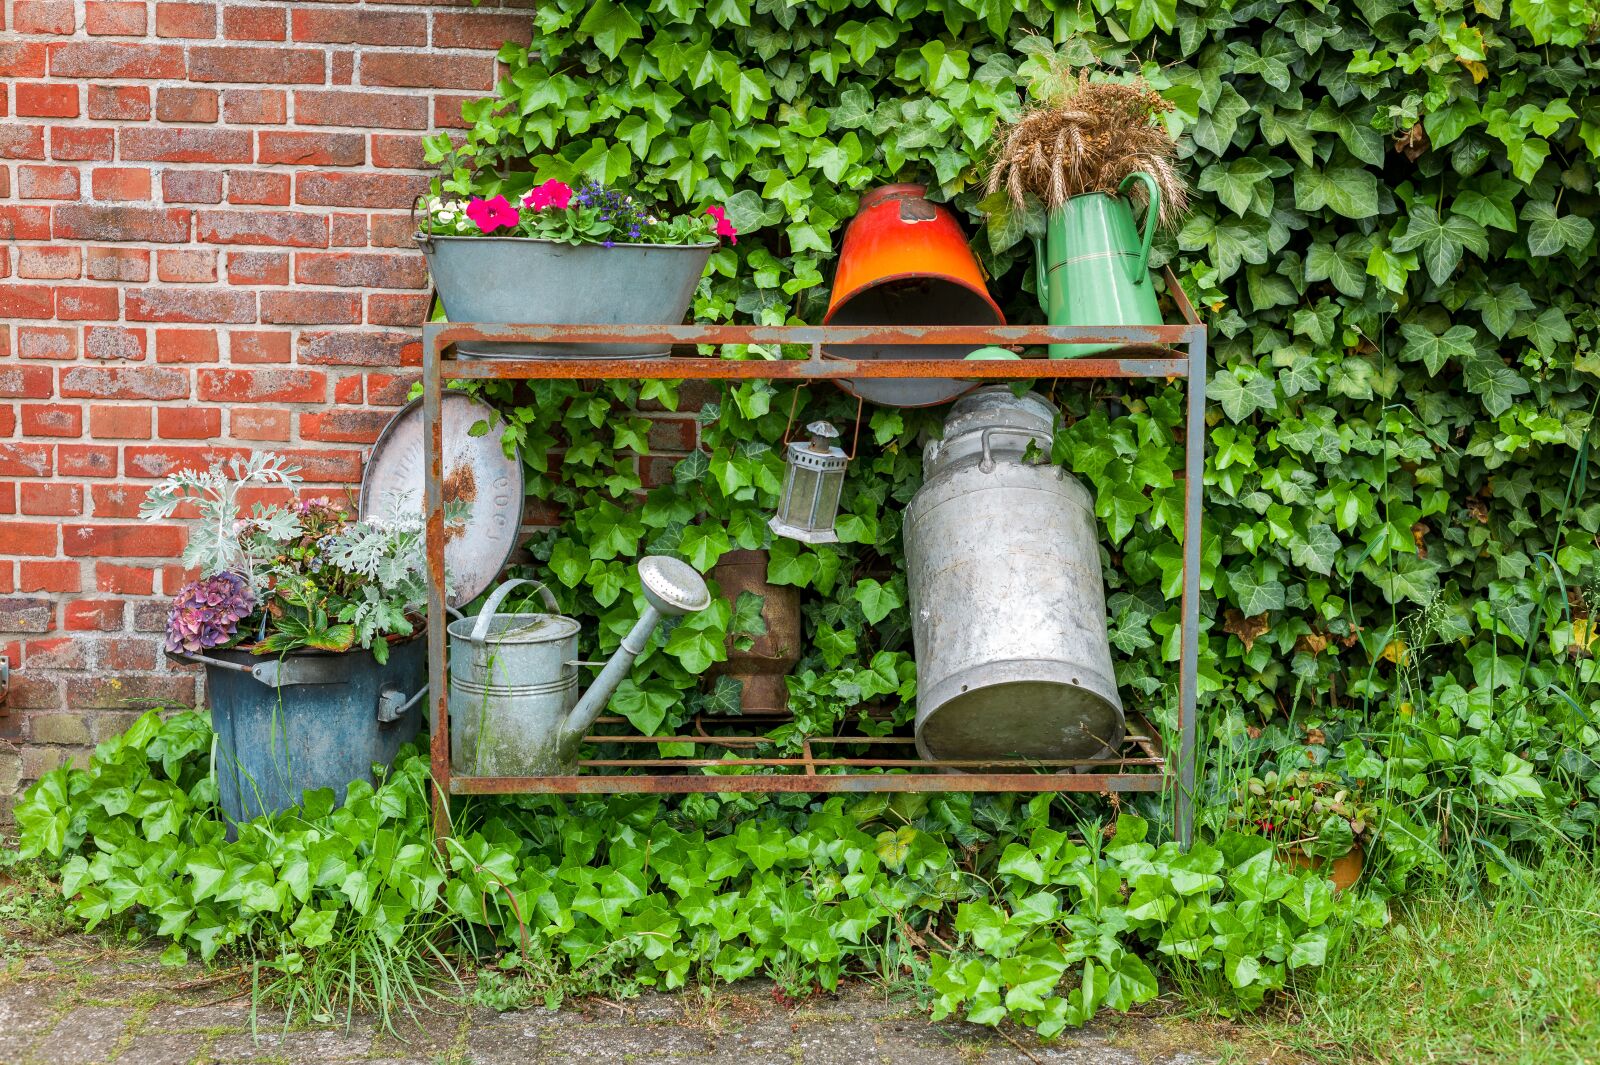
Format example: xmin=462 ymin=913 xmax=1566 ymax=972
xmin=419 ymin=233 xmax=716 ymax=359
xmin=182 ymin=637 xmax=428 ymax=824
xmin=905 ymin=386 xmax=1126 ymax=764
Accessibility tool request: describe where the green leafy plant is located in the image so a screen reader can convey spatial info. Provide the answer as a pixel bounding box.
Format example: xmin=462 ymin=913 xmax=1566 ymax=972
xmin=1232 ymin=769 xmax=1377 ymax=861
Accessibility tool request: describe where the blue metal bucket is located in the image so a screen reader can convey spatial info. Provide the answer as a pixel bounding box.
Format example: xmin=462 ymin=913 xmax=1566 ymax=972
xmin=192 ymin=638 xmax=428 ymax=823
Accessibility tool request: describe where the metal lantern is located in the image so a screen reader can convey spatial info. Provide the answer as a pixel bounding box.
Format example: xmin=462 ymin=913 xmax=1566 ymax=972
xmin=770 ymin=420 xmax=848 ymax=544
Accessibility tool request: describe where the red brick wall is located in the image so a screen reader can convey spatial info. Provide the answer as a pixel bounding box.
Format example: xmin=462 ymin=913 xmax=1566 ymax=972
xmin=0 ymin=0 xmax=535 ymax=820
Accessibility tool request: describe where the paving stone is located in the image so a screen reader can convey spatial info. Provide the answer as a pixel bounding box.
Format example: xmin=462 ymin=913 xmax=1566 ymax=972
xmin=203 ymin=1026 xmax=373 ymax=1062
xmin=143 ymin=1001 xmax=255 ymax=1031
xmin=0 ymin=980 xmax=64 ymax=1062
xmin=535 ymin=1023 xmax=721 ymax=1060
xmin=35 ymin=1006 xmax=136 ymax=1065
xmin=109 ymin=1032 xmax=205 ymax=1065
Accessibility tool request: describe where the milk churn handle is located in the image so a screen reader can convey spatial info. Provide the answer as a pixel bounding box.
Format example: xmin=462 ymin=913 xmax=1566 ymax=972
xmin=1119 ymin=172 xmax=1160 ymax=287
xmin=980 ymin=427 xmax=1054 ymax=473
xmin=469 ymin=578 xmax=559 ymax=643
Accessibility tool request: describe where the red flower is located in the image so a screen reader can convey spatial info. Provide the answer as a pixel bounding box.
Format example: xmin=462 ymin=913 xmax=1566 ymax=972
xmin=466 ymin=195 xmax=519 ymax=233
xmin=523 ymin=179 xmax=574 ymax=211
xmin=705 ymin=205 xmax=738 ymax=244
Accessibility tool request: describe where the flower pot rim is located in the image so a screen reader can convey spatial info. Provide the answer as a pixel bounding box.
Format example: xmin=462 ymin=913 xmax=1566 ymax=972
xmin=417 ymin=232 xmax=719 ymax=252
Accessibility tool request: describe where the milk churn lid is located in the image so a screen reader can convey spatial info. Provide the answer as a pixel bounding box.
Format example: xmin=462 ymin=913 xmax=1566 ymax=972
xmin=360 ymin=393 xmax=524 ymax=609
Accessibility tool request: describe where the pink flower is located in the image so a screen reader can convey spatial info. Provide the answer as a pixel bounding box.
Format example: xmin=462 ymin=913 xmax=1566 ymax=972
xmin=523 ymin=179 xmax=574 ymax=211
xmin=706 ymin=205 xmax=738 ymax=245
xmin=466 ymin=195 xmax=519 ymax=233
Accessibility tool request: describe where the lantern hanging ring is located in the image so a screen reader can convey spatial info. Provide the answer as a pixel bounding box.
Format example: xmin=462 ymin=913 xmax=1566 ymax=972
xmin=780 ymin=386 xmax=864 ymax=459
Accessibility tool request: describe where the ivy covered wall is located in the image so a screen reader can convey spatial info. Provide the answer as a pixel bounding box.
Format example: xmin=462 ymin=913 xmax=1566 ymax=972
xmin=428 ymin=0 xmax=1600 ymax=824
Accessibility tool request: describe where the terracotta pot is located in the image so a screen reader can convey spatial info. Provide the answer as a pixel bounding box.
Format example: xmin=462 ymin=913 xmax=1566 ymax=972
xmin=707 ymin=549 xmax=801 ymax=715
xmin=1282 ymin=847 xmax=1364 ymax=892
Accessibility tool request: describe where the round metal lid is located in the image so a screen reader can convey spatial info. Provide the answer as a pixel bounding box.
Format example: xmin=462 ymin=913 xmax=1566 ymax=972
xmin=360 ymin=393 xmax=524 ymax=609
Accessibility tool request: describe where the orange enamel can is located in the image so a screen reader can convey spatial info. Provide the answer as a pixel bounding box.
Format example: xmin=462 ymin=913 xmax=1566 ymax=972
xmin=823 ymin=184 xmax=1005 ymax=407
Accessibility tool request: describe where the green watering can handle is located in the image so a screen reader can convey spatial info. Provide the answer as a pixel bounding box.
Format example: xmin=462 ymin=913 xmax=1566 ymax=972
xmin=1119 ymin=171 xmax=1160 ymax=287
xmin=1032 ymin=232 xmax=1049 ymax=313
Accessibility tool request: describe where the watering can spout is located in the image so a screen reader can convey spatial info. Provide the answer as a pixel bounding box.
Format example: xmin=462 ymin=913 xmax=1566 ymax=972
xmin=560 ymin=556 xmax=713 ymax=749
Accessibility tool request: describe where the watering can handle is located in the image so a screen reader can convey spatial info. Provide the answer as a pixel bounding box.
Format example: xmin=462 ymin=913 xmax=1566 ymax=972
xmin=469 ymin=578 xmax=560 ymax=643
xmin=1119 ymin=172 xmax=1159 ymax=287
xmin=1032 ymin=233 xmax=1049 ymax=314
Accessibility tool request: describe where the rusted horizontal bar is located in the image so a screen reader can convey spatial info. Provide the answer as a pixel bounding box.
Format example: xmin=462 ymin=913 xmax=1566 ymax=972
xmin=439 ymin=354 xmax=1189 ymax=382
xmin=585 ymin=732 xmax=1156 ymax=748
xmin=431 ymin=322 xmax=1203 ymax=347
xmin=449 ymin=772 xmax=1169 ymax=795
xmin=577 ymin=757 xmax=1164 ymax=769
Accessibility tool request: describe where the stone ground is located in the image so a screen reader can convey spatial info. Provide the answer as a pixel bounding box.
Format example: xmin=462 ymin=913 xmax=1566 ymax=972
xmin=0 ymin=931 xmax=1294 ymax=1065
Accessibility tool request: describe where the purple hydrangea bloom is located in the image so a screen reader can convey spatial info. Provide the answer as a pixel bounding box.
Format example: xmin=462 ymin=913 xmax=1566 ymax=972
xmin=166 ymin=572 xmax=255 ymax=654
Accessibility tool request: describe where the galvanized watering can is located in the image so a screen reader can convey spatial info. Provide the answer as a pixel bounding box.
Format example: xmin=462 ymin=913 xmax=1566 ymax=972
xmin=448 ymin=557 xmax=711 ymax=776
xmin=1034 ymin=172 xmax=1163 ymax=358
xmin=905 ymin=386 xmax=1125 ymax=764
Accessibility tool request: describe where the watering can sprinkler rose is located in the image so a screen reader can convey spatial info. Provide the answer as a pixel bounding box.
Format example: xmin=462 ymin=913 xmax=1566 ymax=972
xmin=986 ymin=71 xmax=1189 ymax=357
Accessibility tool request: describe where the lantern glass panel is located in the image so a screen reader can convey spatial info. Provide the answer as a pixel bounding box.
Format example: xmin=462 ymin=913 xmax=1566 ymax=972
xmin=783 ymin=465 xmax=821 ymax=526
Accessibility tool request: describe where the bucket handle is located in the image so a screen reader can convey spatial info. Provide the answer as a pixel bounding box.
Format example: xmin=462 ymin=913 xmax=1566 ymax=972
xmin=1032 ymin=232 xmax=1049 ymax=314
xmin=1119 ymin=171 xmax=1160 ymax=287
xmin=469 ymin=578 xmax=560 ymax=643
xmin=980 ymin=427 xmax=1054 ymax=473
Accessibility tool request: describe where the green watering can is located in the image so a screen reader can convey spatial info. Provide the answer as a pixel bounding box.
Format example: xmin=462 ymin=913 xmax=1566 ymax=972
xmin=1034 ymin=171 xmax=1163 ymax=358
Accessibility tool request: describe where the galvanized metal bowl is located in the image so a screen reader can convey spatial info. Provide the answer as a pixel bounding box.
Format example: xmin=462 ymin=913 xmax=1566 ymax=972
xmin=420 ymin=233 xmax=717 ymax=358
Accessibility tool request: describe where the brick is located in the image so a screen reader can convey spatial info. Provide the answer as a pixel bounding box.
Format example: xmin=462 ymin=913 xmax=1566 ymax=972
xmin=49 ymin=43 xmax=187 ymax=79
xmin=90 ymin=404 xmax=152 ymax=438
xmin=292 ymin=9 xmax=426 ymax=45
xmin=1 ymin=43 xmax=49 ymax=78
xmin=160 ymin=169 xmax=224 ymax=204
xmin=85 ymin=326 xmax=148 ymax=362
xmin=196 ymin=208 xmax=327 ymax=247
xmin=222 ymin=88 xmax=287 ymax=124
xmin=225 ymin=250 xmax=289 ymax=285
xmin=0 ymin=124 xmax=47 ymax=160
xmin=299 ymin=409 xmax=390 ymax=443
xmin=224 ymin=5 xmax=286 ymax=41
xmin=433 ymin=12 xmax=533 ymax=49
xmin=276 ymin=448 xmax=362 ymax=483
xmin=157 ymin=405 xmax=220 ymax=438
xmin=292 ymin=89 xmax=426 ymax=131
xmin=154 ymin=327 xmax=218 ymax=363
xmin=231 ymin=407 xmax=290 ymax=440
xmin=361 ymin=52 xmax=494 ymax=90
xmin=64 ymin=523 xmax=185 ymax=558
xmin=333 ymin=374 xmax=362 ymax=404
xmin=258 ymin=129 xmax=365 ymax=166
xmin=330 ymin=213 xmax=367 ymax=246
xmin=15 ymin=1 xmax=76 ymax=35
xmin=20 ymin=561 xmax=80 ymax=593
xmin=17 ymin=246 xmax=81 ymax=280
xmin=189 ymin=45 xmax=326 ymax=84
xmin=295 ymin=250 xmax=426 ymax=289
xmin=371 ymin=133 xmax=426 ymax=170
xmin=66 ymin=599 xmax=126 ymax=631
xmin=122 ymin=127 xmax=250 ymax=163
xmin=197 ymin=367 xmax=327 ymax=403
xmin=0 ymin=284 xmax=54 ymax=318
xmin=92 ymin=166 xmax=152 ymax=202
xmin=86 ymin=2 xmax=149 ymax=36
xmin=67 ymin=675 xmax=196 ymax=709
xmin=60 ymin=366 xmax=190 ymax=401
xmin=154 ymin=2 xmax=217 ymax=38
xmin=0 ymin=206 xmax=53 ymax=241
xmin=56 ymin=285 xmax=121 ymax=321
xmin=365 ymin=372 xmax=417 ymax=407
xmin=23 ymin=637 xmax=89 ymax=670
xmin=227 ymin=169 xmax=291 ymax=205
xmin=0 ymin=365 xmax=55 ymax=399
xmin=229 ymin=330 xmax=290 ymax=363
xmin=430 ymin=92 xmax=474 ymax=130
xmin=156 ymin=248 xmax=219 ymax=283
xmin=88 ymin=84 xmax=151 ymax=120
xmin=298 ymin=330 xmax=419 ymax=367
xmin=126 ymin=288 xmax=255 ymax=324
xmin=123 ymin=445 xmax=246 ymax=480
xmin=155 ymin=87 xmax=219 ymax=123
xmin=90 ymin=483 xmax=144 ymax=517
xmin=51 ymin=126 xmax=115 ymax=160
xmin=2 ymin=521 xmax=59 ymax=555
xmin=0 ymin=598 xmax=54 ymax=635
xmin=133 ymin=601 xmax=171 ymax=631
xmin=17 ymin=163 xmax=79 ymax=199
xmin=259 ymin=290 xmax=358 ymax=324
xmin=17 ymin=325 xmax=77 ymax=359
xmin=15 ymin=82 xmax=79 ymax=118
xmin=56 ymin=205 xmax=191 ymax=243
xmin=20 ymin=403 xmax=81 ymax=437
xmin=368 ymin=292 xmax=430 ymax=327
xmin=368 ymin=213 xmax=419 ymax=248
xmin=296 ymin=171 xmax=428 ymax=209
xmin=97 ymin=637 xmax=159 ymax=671
xmin=95 ymin=563 xmax=156 ymax=595
xmin=58 ymin=445 xmax=118 ymax=477
xmin=31 ymin=714 xmax=93 ymax=746
xmin=86 ymin=246 xmax=150 ymax=282
xmin=331 ymin=48 xmax=354 ymax=85
xmin=20 ymin=482 xmax=83 ymax=515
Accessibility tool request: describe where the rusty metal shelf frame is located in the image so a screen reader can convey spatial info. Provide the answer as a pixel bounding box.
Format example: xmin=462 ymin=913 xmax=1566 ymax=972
xmin=421 ymin=276 xmax=1206 ymax=846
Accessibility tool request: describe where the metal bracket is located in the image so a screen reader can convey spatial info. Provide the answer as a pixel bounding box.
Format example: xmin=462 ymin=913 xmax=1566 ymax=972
xmin=377 ymin=684 xmax=428 ymax=724
xmin=0 ymin=657 xmax=9 ymax=710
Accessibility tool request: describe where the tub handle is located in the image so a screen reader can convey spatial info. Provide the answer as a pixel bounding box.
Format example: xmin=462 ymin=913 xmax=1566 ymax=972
xmin=469 ymin=578 xmax=560 ymax=643
xmin=166 ymin=650 xmax=348 ymax=688
xmin=979 ymin=427 xmax=1054 ymax=473
xmin=377 ymin=683 xmax=428 ymax=724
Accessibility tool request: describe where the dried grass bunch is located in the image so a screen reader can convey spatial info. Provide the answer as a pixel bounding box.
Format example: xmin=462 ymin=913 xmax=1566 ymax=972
xmin=987 ymin=70 xmax=1188 ymax=229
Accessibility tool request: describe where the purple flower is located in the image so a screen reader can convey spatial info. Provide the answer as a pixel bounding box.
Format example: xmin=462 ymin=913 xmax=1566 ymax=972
xmin=166 ymin=572 xmax=255 ymax=655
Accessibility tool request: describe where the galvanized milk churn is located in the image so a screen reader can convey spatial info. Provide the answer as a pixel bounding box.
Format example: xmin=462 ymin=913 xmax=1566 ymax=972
xmin=906 ymin=386 xmax=1125 ymax=763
